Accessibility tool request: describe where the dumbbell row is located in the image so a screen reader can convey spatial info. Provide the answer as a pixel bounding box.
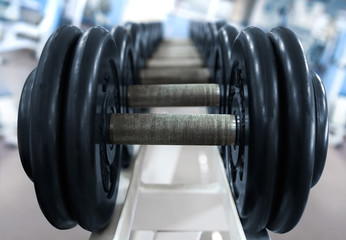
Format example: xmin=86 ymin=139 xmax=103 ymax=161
xmin=18 ymin=22 xmax=328 ymax=236
xmin=115 ymin=23 xmax=329 ymax=235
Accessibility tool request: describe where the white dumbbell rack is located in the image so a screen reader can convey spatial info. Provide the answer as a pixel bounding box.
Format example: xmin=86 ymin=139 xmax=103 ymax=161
xmin=89 ymin=107 xmax=246 ymax=240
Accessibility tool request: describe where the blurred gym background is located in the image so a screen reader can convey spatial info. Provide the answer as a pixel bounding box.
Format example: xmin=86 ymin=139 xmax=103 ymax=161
xmin=0 ymin=0 xmax=345 ymax=239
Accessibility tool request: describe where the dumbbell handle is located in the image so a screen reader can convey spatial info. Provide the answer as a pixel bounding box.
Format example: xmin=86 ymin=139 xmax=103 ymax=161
xmin=139 ymin=67 xmax=210 ymax=84
xmin=110 ymin=113 xmax=236 ymax=145
xmin=146 ymin=58 xmax=204 ymax=68
xmin=127 ymin=84 xmax=220 ymax=107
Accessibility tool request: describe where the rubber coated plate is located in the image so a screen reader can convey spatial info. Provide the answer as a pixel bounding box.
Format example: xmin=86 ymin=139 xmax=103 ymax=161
xmin=216 ymin=25 xmax=238 ymax=115
xmin=111 ymin=25 xmax=136 ymax=168
xmin=125 ymin=22 xmax=141 ymax=83
xmin=226 ymin=27 xmax=279 ymax=232
xmin=139 ymin=23 xmax=149 ymax=63
xmin=201 ymin=24 xmax=210 ymax=61
xmin=111 ymin=25 xmax=135 ymax=114
xmin=267 ymin=27 xmax=315 ymax=233
xmin=207 ymin=22 xmax=219 ymax=74
xmin=207 ymin=23 xmax=220 ymax=114
xmin=310 ymin=70 xmax=328 ymax=187
xmin=214 ymin=25 xmax=238 ymax=163
xmin=65 ymin=27 xmax=122 ymax=231
xmin=18 ymin=68 xmax=36 ymax=181
xmin=30 ymin=25 xmax=81 ymax=229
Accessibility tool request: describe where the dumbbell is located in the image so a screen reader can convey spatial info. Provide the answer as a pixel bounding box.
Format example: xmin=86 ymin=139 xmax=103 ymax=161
xmin=17 ymin=26 xmax=234 ymax=232
xmin=18 ymin=25 xmax=328 ymax=235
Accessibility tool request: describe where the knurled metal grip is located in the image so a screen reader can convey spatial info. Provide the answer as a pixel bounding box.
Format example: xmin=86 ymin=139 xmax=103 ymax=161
xmin=152 ymin=43 xmax=199 ymax=58
xmin=140 ymin=67 xmax=210 ymax=84
xmin=110 ymin=113 xmax=236 ymax=145
xmin=127 ymin=84 xmax=220 ymax=107
xmin=146 ymin=58 xmax=204 ymax=68
xmin=153 ymin=52 xmax=199 ymax=59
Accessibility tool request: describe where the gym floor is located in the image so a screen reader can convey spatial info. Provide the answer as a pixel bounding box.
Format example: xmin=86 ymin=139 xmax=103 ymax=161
xmin=0 ymin=50 xmax=345 ymax=240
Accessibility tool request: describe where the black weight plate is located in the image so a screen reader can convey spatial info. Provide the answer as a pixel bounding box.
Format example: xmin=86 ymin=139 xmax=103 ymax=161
xmin=210 ymin=24 xmax=238 ymax=115
xmin=207 ymin=23 xmax=218 ymax=69
xmin=217 ymin=25 xmax=238 ymax=115
xmin=125 ymin=22 xmax=141 ymax=83
xmin=207 ymin=23 xmax=220 ymax=114
xmin=215 ymin=25 xmax=238 ymax=174
xmin=201 ymin=23 xmax=210 ymax=61
xmin=30 ymin=25 xmax=81 ymax=229
xmin=310 ymin=70 xmax=328 ymax=187
xmin=226 ymin=27 xmax=279 ymax=232
xmin=111 ymin=25 xmax=136 ymax=114
xmin=18 ymin=68 xmax=36 ymax=181
xmin=139 ymin=23 xmax=149 ymax=62
xmin=111 ymin=25 xmax=136 ymax=168
xmin=65 ymin=27 xmax=122 ymax=231
xmin=267 ymin=27 xmax=315 ymax=233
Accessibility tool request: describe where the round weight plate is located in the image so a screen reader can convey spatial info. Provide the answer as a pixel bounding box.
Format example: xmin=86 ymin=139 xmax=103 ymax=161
xmin=30 ymin=25 xmax=81 ymax=229
xmin=226 ymin=27 xmax=279 ymax=232
xmin=18 ymin=68 xmax=36 ymax=181
xmin=267 ymin=27 xmax=315 ymax=233
xmin=207 ymin=23 xmax=218 ymax=69
xmin=111 ymin=25 xmax=136 ymax=168
xmin=217 ymin=25 xmax=238 ymax=115
xmin=138 ymin=23 xmax=148 ymax=68
xmin=215 ymin=25 xmax=238 ymax=177
xmin=201 ymin=23 xmax=210 ymax=61
xmin=206 ymin=23 xmax=220 ymax=114
xmin=111 ymin=25 xmax=136 ymax=114
xmin=208 ymin=46 xmax=221 ymax=114
xmin=310 ymin=70 xmax=328 ymax=187
xmin=65 ymin=27 xmax=122 ymax=231
xmin=125 ymin=22 xmax=141 ymax=83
